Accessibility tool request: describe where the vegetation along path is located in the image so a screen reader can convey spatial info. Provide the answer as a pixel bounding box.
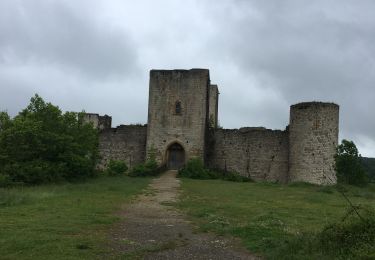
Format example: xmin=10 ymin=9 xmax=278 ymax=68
xmin=107 ymin=170 xmax=257 ymax=259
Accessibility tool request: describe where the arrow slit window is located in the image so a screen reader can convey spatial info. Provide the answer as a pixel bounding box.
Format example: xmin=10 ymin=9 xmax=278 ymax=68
xmin=175 ymin=101 xmax=182 ymax=115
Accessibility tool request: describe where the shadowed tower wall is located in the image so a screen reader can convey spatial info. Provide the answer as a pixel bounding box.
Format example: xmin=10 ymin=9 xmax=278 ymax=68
xmin=288 ymin=102 xmax=339 ymax=185
xmin=146 ymin=69 xmax=210 ymax=165
xmin=208 ymin=85 xmax=219 ymax=128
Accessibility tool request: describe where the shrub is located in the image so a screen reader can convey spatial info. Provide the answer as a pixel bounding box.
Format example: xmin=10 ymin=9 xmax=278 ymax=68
xmin=128 ymin=158 xmax=159 ymax=177
xmin=178 ymin=158 xmax=210 ymax=179
xmin=107 ymin=160 xmax=128 ymax=176
xmin=0 ymin=94 xmax=99 ymax=186
xmin=128 ymin=164 xmax=148 ymax=177
xmin=2 ymin=160 xmax=65 ymax=185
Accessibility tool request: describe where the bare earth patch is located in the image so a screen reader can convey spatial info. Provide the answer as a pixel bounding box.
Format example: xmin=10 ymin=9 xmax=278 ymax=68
xmin=107 ymin=170 xmax=258 ymax=259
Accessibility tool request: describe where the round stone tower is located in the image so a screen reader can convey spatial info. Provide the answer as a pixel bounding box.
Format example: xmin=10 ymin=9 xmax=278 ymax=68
xmin=288 ymin=102 xmax=339 ymax=185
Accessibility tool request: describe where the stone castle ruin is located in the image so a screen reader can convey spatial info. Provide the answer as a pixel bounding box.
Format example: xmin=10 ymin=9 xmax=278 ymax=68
xmin=85 ymin=69 xmax=339 ymax=185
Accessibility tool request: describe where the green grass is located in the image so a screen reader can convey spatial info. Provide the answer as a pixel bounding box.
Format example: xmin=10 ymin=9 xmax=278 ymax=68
xmin=0 ymin=176 xmax=150 ymax=260
xmin=178 ymin=179 xmax=375 ymax=259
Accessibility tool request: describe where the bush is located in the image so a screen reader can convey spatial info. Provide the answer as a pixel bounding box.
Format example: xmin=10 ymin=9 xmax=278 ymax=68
xmin=178 ymin=158 xmax=252 ymax=182
xmin=107 ymin=160 xmax=128 ymax=176
xmin=128 ymin=159 xmax=159 ymax=177
xmin=2 ymin=160 xmax=65 ymax=185
xmin=178 ymin=158 xmax=210 ymax=179
xmin=0 ymin=94 xmax=99 ymax=186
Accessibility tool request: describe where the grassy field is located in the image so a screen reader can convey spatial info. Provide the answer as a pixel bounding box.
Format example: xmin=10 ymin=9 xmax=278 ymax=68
xmin=0 ymin=176 xmax=150 ymax=260
xmin=178 ymin=179 xmax=375 ymax=259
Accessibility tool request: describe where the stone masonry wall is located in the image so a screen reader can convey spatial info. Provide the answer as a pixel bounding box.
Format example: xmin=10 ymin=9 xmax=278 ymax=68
xmin=98 ymin=125 xmax=147 ymax=169
xmin=208 ymin=85 xmax=219 ymax=128
xmin=146 ymin=69 xmax=210 ymax=165
xmin=83 ymin=113 xmax=112 ymax=130
xmin=207 ymin=127 xmax=289 ymax=182
xmin=289 ymin=102 xmax=339 ymax=185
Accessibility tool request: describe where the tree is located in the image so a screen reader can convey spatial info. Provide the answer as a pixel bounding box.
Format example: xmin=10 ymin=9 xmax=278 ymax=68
xmin=0 ymin=94 xmax=99 ymax=185
xmin=0 ymin=111 xmax=11 ymax=131
xmin=335 ymin=139 xmax=368 ymax=186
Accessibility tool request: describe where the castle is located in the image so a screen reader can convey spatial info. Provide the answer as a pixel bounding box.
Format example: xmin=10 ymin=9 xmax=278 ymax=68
xmin=85 ymin=69 xmax=339 ymax=185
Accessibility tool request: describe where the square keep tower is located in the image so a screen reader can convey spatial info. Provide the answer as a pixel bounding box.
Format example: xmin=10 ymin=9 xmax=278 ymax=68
xmin=146 ymin=69 xmax=211 ymax=169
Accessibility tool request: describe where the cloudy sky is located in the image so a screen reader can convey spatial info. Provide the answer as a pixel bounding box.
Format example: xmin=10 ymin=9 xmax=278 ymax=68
xmin=0 ymin=0 xmax=374 ymax=156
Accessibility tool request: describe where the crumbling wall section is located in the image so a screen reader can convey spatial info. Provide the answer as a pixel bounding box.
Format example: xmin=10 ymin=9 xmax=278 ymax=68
xmin=207 ymin=127 xmax=289 ymax=182
xmin=83 ymin=113 xmax=112 ymax=130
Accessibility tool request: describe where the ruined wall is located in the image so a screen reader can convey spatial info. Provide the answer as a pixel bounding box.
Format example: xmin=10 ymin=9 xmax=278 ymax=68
xmin=207 ymin=127 xmax=289 ymax=182
xmin=83 ymin=113 xmax=112 ymax=130
xmin=98 ymin=115 xmax=112 ymax=130
xmin=98 ymin=125 xmax=147 ymax=169
xmin=146 ymin=69 xmax=210 ymax=164
xmin=208 ymin=85 xmax=219 ymax=128
xmin=289 ymin=102 xmax=339 ymax=185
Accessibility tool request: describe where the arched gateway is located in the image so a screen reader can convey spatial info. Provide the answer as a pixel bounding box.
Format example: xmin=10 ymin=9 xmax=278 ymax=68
xmin=167 ymin=143 xmax=185 ymax=170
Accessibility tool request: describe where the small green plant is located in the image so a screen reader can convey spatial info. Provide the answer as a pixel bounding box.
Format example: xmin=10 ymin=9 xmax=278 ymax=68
xmin=128 ymin=162 xmax=158 ymax=177
xmin=128 ymin=147 xmax=160 ymax=177
xmin=178 ymin=158 xmax=210 ymax=179
xmin=106 ymin=160 xmax=128 ymax=176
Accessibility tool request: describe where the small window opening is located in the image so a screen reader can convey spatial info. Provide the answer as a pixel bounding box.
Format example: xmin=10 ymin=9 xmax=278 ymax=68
xmin=175 ymin=101 xmax=182 ymax=115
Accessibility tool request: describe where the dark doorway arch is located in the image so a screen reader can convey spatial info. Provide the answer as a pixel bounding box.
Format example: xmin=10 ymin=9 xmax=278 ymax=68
xmin=167 ymin=143 xmax=185 ymax=170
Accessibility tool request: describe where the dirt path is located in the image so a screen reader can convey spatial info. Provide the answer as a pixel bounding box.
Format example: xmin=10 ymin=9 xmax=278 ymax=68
xmin=107 ymin=170 xmax=258 ymax=259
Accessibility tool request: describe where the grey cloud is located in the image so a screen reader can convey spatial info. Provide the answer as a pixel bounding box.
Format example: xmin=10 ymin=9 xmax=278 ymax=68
xmin=200 ymin=0 xmax=375 ymax=153
xmin=0 ymin=0 xmax=139 ymax=79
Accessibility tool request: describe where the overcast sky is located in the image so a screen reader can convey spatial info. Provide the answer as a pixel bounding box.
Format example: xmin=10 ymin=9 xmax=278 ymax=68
xmin=0 ymin=0 xmax=374 ymax=156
